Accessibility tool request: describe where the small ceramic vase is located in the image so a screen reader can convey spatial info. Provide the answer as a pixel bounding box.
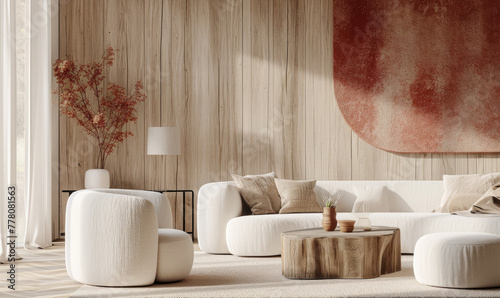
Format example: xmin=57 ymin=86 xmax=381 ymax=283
xmin=322 ymin=207 xmax=337 ymax=231
xmin=84 ymin=169 xmax=110 ymax=189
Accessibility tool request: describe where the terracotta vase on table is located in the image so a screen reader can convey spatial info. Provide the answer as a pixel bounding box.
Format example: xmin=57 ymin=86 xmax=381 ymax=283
xmin=322 ymin=207 xmax=337 ymax=231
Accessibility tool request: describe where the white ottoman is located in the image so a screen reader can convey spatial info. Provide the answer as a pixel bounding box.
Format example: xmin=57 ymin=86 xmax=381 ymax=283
xmin=414 ymin=232 xmax=500 ymax=288
xmin=156 ymin=229 xmax=194 ymax=282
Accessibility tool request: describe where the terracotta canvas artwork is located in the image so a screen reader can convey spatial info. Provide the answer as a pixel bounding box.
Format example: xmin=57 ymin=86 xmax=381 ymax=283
xmin=333 ymin=0 xmax=500 ymax=153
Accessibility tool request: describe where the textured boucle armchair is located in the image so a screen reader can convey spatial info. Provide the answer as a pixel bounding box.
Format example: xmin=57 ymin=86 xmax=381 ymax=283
xmin=65 ymin=189 xmax=193 ymax=286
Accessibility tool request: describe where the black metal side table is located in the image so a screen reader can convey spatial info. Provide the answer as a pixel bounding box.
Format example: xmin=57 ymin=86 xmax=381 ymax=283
xmin=151 ymin=190 xmax=194 ymax=240
xmin=62 ymin=189 xmax=194 ymax=240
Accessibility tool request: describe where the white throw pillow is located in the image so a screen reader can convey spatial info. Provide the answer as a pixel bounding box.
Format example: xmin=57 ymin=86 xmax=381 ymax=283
xmin=352 ymin=186 xmax=391 ymax=213
xmin=435 ymin=173 xmax=500 ymax=213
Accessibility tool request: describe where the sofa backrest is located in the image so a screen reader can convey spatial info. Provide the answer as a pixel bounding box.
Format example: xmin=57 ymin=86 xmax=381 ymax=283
xmin=315 ymin=181 xmax=444 ymax=213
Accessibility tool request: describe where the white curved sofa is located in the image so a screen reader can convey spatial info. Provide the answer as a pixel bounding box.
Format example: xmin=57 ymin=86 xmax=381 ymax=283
xmin=197 ymin=181 xmax=500 ymax=256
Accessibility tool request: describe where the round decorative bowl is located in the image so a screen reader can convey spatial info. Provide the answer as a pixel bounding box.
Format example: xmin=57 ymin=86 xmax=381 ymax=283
xmin=338 ymin=220 xmax=356 ymax=233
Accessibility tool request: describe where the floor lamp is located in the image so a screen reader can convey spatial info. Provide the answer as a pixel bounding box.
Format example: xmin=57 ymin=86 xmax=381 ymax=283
xmin=147 ymin=126 xmax=181 ymax=187
xmin=147 ymin=127 xmax=194 ymax=238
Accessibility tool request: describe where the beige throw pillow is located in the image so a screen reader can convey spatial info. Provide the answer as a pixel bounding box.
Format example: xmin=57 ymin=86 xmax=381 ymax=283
xmin=275 ymin=179 xmax=321 ymax=214
xmin=231 ymin=172 xmax=281 ymax=215
xmin=435 ymin=173 xmax=500 ymax=213
xmin=469 ymin=183 xmax=500 ymax=214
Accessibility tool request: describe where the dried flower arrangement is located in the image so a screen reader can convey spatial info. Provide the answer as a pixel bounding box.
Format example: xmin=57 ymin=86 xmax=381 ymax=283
xmin=318 ymin=188 xmax=342 ymax=208
xmin=53 ymin=47 xmax=146 ymax=169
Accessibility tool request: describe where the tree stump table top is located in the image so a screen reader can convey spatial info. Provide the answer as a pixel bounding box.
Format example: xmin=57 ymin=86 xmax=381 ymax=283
xmin=281 ymin=226 xmax=401 ymax=279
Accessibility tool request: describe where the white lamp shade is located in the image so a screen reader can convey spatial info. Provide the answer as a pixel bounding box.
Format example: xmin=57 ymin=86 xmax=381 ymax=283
xmin=147 ymin=127 xmax=181 ymax=155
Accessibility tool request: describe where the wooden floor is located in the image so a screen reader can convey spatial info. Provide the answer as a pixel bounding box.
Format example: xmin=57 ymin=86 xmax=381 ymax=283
xmin=0 ymin=241 xmax=201 ymax=297
xmin=0 ymin=242 xmax=80 ymax=297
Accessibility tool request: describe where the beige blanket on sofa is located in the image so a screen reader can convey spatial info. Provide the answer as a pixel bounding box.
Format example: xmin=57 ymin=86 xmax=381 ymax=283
xmin=453 ymin=183 xmax=500 ymax=217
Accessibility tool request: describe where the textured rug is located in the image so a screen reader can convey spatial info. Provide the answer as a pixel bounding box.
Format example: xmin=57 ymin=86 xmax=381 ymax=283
xmin=71 ymin=252 xmax=500 ymax=297
xmin=333 ymin=0 xmax=500 ymax=153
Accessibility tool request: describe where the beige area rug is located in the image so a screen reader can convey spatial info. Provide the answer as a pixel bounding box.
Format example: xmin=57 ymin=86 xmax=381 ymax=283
xmin=71 ymin=252 xmax=500 ymax=297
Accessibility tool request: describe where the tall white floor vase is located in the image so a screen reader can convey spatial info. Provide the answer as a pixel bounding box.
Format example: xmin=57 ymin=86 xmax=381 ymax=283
xmin=85 ymin=169 xmax=110 ymax=189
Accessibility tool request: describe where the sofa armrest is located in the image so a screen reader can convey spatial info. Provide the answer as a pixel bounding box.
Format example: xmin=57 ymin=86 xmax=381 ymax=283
xmin=197 ymin=182 xmax=243 ymax=254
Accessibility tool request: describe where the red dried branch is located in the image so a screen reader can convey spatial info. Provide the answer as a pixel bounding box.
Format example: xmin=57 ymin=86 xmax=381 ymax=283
xmin=53 ymin=47 xmax=146 ymax=169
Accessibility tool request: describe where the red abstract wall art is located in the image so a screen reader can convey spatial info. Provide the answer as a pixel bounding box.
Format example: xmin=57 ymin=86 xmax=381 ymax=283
xmin=333 ymin=0 xmax=500 ymax=153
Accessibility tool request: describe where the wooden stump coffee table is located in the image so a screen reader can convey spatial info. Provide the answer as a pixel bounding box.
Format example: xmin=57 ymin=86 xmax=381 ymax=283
xmin=281 ymin=226 xmax=401 ymax=279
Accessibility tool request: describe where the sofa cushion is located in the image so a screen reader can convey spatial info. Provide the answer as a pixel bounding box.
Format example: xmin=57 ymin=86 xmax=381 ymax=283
xmin=226 ymin=214 xmax=323 ymax=256
xmin=232 ymin=172 xmax=281 ymax=215
xmin=275 ymin=179 xmax=321 ymax=214
xmin=352 ymin=186 xmax=391 ymax=212
xmin=156 ymin=229 xmax=194 ymax=283
xmin=435 ymin=173 xmax=500 ymax=213
xmin=314 ymin=181 xmax=444 ymax=212
xmin=225 ymin=212 xmax=500 ymax=256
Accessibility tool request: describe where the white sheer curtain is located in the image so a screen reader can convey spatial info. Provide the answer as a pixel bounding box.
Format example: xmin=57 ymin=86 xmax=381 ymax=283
xmin=0 ymin=0 xmax=17 ymax=263
xmin=1 ymin=0 xmax=55 ymax=259
xmin=23 ymin=0 xmax=55 ymax=249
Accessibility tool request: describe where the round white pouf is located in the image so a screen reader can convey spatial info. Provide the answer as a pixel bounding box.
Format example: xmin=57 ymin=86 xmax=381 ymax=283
xmin=156 ymin=229 xmax=194 ymax=283
xmin=414 ymin=232 xmax=500 ymax=288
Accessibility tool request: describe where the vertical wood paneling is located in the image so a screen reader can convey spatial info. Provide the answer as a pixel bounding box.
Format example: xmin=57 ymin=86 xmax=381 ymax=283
xmin=144 ymin=0 xmax=163 ymax=191
xmin=286 ymin=0 xmax=306 ymax=180
xmin=242 ymin=0 xmax=251 ymax=175
xmin=415 ymin=153 xmax=432 ymax=180
xmin=431 ymin=153 xmax=455 ymax=180
xmin=455 ymin=153 xmax=469 ymax=175
xmin=270 ymin=0 xmax=288 ymax=178
xmin=243 ymin=0 xmax=271 ymax=175
xmin=476 ymin=154 xmax=488 ymax=174
xmin=160 ymin=0 xmax=173 ymax=202
xmin=305 ymin=0 xmax=319 ymax=180
xmin=352 ymin=137 xmax=389 ymax=180
xmin=482 ymin=153 xmax=500 ymax=174
xmin=468 ymin=153 xmax=479 ymax=174
xmin=160 ymin=0 xmax=178 ymax=228
xmin=191 ymin=0 xmax=221 ymax=184
xmin=103 ymin=0 xmax=125 ymax=189
xmin=104 ymin=0 xmax=145 ymax=190
xmin=126 ymin=1 xmax=146 ymax=190
xmin=326 ymin=0 xmax=351 ymax=181
xmin=267 ymin=0 xmax=276 ymax=176
xmin=306 ymin=0 xmax=339 ymax=180
xmin=388 ymin=154 xmax=416 ymax=180
xmin=171 ymin=0 xmax=189 ymax=231
xmin=59 ymin=0 xmax=500 ymax=239
xmin=219 ymin=0 xmax=243 ymax=181
xmin=184 ymin=0 xmax=199 ymax=232
xmin=59 ymin=0 xmax=104 ymax=236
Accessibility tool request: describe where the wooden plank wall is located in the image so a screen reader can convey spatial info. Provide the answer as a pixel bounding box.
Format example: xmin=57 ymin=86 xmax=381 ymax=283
xmin=58 ymin=0 xmax=500 ymax=239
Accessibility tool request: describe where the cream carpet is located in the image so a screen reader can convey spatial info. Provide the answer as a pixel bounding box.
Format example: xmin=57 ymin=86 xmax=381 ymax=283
xmin=70 ymin=252 xmax=500 ymax=297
